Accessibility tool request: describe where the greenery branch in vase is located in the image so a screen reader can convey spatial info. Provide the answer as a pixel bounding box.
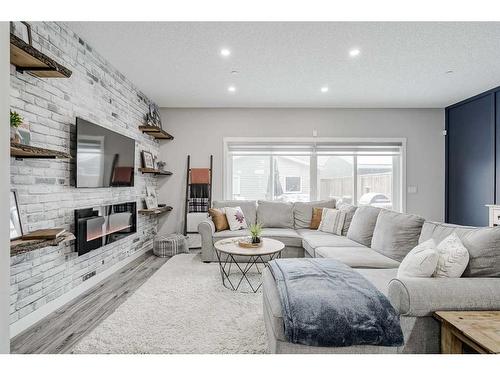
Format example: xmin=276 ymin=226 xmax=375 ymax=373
xmin=10 ymin=111 xmax=23 ymax=143
xmin=249 ymin=223 xmax=263 ymax=244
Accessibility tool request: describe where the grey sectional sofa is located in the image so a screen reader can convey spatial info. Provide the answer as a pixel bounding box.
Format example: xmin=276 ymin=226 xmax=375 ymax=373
xmin=198 ymin=199 xmax=500 ymax=353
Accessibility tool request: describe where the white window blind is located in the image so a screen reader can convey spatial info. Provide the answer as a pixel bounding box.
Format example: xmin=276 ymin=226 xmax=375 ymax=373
xmin=225 ymin=139 xmax=404 ymax=210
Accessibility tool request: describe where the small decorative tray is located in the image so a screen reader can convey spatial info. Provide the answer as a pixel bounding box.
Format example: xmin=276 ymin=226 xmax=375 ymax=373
xmin=238 ymin=240 xmax=263 ymax=248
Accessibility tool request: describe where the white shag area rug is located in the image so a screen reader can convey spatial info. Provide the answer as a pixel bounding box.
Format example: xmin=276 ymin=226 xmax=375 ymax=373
xmin=71 ymin=253 xmax=268 ymax=354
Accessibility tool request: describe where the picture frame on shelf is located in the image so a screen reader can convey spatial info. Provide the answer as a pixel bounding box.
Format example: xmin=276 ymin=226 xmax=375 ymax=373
xmin=146 ymin=186 xmax=158 ymax=208
xmin=141 ymin=150 xmax=154 ymax=169
xmin=18 ymin=127 xmax=31 ymax=145
xmin=145 ymin=196 xmax=157 ymax=210
xmin=10 ymin=190 xmax=23 ymax=240
xmin=145 ymin=103 xmax=162 ymax=130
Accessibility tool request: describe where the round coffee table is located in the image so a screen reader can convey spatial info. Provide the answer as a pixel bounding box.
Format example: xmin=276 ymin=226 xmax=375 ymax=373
xmin=214 ymin=237 xmax=285 ymax=293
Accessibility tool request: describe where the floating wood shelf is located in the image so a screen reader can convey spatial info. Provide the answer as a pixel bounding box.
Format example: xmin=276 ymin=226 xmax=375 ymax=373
xmin=11 ymin=142 xmax=71 ymax=159
xmin=10 ymin=33 xmax=72 ymax=78
xmin=11 ymin=231 xmax=75 ymax=257
xmin=138 ymin=168 xmax=172 ymax=176
xmin=138 ymin=206 xmax=173 ymax=216
xmin=139 ymin=126 xmax=174 ymax=140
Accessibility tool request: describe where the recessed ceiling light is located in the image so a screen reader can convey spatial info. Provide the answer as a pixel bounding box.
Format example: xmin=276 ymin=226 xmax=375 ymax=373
xmin=220 ymin=48 xmax=231 ymax=57
xmin=349 ymin=48 xmax=361 ymax=57
xmin=320 ymin=86 xmax=329 ymax=93
xmin=231 ymin=70 xmax=239 ymax=75
xmin=228 ymin=85 xmax=236 ymax=93
xmin=446 ymin=70 xmax=454 ymax=74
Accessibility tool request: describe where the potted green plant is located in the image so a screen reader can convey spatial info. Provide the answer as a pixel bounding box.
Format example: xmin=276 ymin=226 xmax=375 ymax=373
xmin=249 ymin=223 xmax=263 ymax=244
xmin=10 ymin=111 xmax=23 ymax=143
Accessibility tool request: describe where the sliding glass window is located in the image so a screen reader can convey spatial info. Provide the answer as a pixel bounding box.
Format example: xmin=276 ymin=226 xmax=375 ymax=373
xmin=225 ymin=140 xmax=404 ymax=211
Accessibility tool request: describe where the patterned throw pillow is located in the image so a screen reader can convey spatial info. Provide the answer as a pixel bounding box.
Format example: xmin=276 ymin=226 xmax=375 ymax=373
xmin=336 ymin=202 xmax=357 ymax=236
xmin=224 ymin=206 xmax=248 ymax=231
xmin=318 ymin=208 xmax=346 ymax=235
xmin=208 ymin=208 xmax=229 ymax=232
xmin=310 ymin=207 xmax=324 ymax=229
xmin=434 ymin=233 xmax=470 ymax=278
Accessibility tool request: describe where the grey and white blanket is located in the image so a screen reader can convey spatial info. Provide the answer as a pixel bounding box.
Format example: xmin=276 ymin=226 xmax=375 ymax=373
xmin=268 ymin=258 xmax=404 ymax=347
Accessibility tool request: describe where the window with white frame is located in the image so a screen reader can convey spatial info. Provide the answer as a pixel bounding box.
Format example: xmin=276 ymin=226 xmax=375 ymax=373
xmin=225 ymin=139 xmax=404 ymax=211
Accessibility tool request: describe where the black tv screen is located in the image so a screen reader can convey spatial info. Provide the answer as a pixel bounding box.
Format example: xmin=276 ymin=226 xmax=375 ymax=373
xmin=76 ymin=118 xmax=135 ymax=187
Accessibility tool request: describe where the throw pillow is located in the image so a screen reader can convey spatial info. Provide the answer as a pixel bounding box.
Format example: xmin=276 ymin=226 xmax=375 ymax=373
xmin=336 ymin=202 xmax=357 ymax=236
xmin=434 ymin=233 xmax=470 ymax=278
xmin=208 ymin=208 xmax=229 ymax=232
xmin=397 ymin=239 xmax=439 ymax=278
xmin=224 ymin=206 xmax=248 ymax=231
xmin=310 ymin=207 xmax=323 ymax=229
xmin=318 ymin=208 xmax=346 ymax=235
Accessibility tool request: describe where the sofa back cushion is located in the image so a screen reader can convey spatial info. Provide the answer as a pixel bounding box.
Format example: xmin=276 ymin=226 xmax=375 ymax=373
xmin=213 ymin=200 xmax=257 ymax=225
xmin=346 ymin=206 xmax=382 ymax=246
xmin=419 ymin=221 xmax=500 ymax=277
xmin=293 ymin=199 xmax=336 ymax=229
xmin=336 ymin=202 xmax=358 ymax=236
xmin=257 ymin=200 xmax=294 ymax=228
xmin=371 ymin=210 xmax=425 ymax=262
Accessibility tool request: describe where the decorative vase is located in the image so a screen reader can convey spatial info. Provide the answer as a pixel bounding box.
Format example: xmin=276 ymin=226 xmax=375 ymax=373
xmin=251 ymin=236 xmax=261 ymax=244
xmin=10 ymin=127 xmax=21 ymax=143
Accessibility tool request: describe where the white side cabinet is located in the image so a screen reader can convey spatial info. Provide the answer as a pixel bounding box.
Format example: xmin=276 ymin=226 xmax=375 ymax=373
xmin=486 ymin=205 xmax=500 ymax=227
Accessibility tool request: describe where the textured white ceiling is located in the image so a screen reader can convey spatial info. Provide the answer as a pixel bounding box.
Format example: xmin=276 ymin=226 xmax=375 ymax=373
xmin=68 ymin=22 xmax=500 ymax=108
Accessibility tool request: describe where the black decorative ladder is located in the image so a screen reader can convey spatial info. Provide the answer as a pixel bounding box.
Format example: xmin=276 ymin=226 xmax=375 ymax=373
xmin=183 ymin=155 xmax=213 ymax=237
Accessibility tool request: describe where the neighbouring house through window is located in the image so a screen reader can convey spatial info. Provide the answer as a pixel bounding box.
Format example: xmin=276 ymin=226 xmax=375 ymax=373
xmin=224 ymin=138 xmax=405 ymax=211
xmin=284 ymin=176 xmax=302 ymax=193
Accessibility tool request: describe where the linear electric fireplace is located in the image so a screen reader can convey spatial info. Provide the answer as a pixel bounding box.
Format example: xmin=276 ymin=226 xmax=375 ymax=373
xmin=75 ymin=202 xmax=137 ymax=256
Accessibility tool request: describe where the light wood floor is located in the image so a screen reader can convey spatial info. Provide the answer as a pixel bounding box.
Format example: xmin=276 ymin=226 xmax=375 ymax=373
xmin=11 ymin=251 xmax=169 ymax=354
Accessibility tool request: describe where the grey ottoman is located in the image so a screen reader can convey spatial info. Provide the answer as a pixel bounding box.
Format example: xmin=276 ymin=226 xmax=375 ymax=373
xmin=153 ymin=234 xmax=188 ymax=257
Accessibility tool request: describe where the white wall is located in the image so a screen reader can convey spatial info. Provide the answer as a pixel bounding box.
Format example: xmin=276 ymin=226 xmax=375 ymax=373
xmin=158 ymin=108 xmax=445 ymax=236
xmin=0 ymin=22 xmax=11 ymax=353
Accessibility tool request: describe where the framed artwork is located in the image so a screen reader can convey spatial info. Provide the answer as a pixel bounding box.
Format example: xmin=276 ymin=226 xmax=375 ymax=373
xmin=145 ymin=196 xmax=157 ymax=210
xmin=146 ymin=186 xmax=158 ymax=208
xmin=145 ymin=103 xmax=162 ymax=130
xmin=141 ymin=151 xmax=154 ymax=169
xmin=10 ymin=190 xmax=23 ymax=240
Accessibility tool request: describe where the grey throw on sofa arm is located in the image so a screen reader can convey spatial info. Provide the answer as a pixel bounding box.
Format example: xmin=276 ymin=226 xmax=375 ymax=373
xmin=198 ymin=219 xmax=216 ymax=262
xmin=388 ymin=277 xmax=500 ymax=317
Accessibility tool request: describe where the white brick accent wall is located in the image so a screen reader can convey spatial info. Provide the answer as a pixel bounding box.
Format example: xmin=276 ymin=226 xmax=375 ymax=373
xmin=9 ymin=22 xmax=162 ymax=329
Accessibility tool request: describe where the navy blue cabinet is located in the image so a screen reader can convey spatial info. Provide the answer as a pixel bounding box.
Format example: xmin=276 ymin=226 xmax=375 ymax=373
xmin=446 ymin=88 xmax=499 ymax=226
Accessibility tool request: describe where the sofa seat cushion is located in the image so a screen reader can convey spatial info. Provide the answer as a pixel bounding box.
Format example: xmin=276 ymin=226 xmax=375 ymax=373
xmin=261 ymin=228 xmax=302 ymax=247
xmin=418 ymin=221 xmax=500 ymax=277
xmin=299 ymin=230 xmax=366 ymax=249
xmin=371 ymin=210 xmax=425 ymax=262
xmin=262 ymin=267 xmax=398 ymax=342
xmin=257 ymin=200 xmax=294 ymax=228
xmin=213 ymin=229 xmax=250 ymax=240
xmin=213 ymin=228 xmax=302 ymax=248
xmin=315 ymin=246 xmax=401 ymax=269
xmin=212 ymin=200 xmax=257 ymax=225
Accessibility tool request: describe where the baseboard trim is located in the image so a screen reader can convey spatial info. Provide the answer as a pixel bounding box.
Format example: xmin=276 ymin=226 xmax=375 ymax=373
xmin=9 ymin=248 xmax=150 ymax=339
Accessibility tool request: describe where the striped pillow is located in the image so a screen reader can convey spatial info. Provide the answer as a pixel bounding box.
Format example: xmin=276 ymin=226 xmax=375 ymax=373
xmin=318 ymin=208 xmax=346 ymax=236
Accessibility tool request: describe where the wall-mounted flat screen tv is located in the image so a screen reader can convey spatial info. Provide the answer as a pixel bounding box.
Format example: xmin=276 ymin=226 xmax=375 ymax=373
xmin=76 ymin=117 xmax=135 ymax=188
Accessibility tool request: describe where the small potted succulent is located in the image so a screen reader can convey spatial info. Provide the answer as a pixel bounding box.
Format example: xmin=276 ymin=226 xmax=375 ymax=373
xmin=157 ymin=160 xmax=166 ymax=171
xmin=249 ymin=223 xmax=263 ymax=244
xmin=10 ymin=110 xmax=23 ymax=143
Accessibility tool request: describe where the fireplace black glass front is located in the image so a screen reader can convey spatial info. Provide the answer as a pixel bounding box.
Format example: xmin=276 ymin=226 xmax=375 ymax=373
xmin=75 ymin=202 xmax=137 ymax=256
